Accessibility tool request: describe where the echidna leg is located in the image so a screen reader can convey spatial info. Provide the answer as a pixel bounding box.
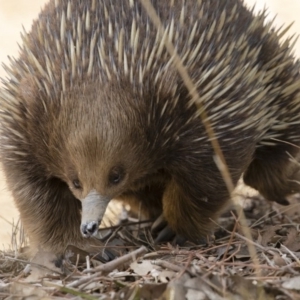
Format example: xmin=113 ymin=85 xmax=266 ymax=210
xmin=120 ymin=185 xmax=165 ymax=220
xmin=161 ymin=178 xmax=229 ymax=243
xmin=119 ymin=186 xmax=184 ymax=243
xmin=5 ymin=171 xmax=105 ymax=256
xmin=243 ymin=144 xmax=300 ymax=205
xmin=122 ymin=180 xmax=186 ymax=244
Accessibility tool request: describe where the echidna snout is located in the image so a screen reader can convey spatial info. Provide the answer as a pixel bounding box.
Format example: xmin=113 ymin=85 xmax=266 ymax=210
xmin=80 ymin=190 xmax=111 ymax=238
xmin=81 ymin=221 xmax=99 ymax=238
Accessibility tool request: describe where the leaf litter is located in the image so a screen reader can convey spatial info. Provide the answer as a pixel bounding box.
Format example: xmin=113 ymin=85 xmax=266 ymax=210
xmin=2 ymin=189 xmax=300 ymax=299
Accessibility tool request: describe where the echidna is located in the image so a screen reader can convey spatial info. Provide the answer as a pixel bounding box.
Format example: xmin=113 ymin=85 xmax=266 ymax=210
xmin=1 ymin=0 xmax=300 ymax=254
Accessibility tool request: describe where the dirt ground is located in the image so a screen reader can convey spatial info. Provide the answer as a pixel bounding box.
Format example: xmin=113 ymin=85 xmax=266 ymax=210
xmin=0 ymin=0 xmax=299 ymax=249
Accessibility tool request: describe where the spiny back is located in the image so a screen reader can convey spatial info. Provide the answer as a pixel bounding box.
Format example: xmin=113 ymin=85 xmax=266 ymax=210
xmin=0 ymin=0 xmax=300 ymax=150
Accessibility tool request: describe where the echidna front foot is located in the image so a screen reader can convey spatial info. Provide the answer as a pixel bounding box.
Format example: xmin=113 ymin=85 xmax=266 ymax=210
xmin=151 ymin=214 xmax=186 ymax=245
xmin=154 ymin=227 xmax=186 ymax=245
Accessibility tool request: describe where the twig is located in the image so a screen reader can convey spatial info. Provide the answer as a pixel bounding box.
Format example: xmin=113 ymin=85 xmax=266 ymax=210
xmin=67 ymin=246 xmax=147 ymax=288
xmin=280 ymin=244 xmax=300 ymax=265
xmin=153 ymin=259 xmax=192 ymax=274
xmin=3 ymin=256 xmax=63 ymax=275
xmin=86 ymin=245 xmax=147 ymax=273
xmin=178 ymin=253 xmax=194 ymax=278
xmin=97 ymin=219 xmax=153 ymax=232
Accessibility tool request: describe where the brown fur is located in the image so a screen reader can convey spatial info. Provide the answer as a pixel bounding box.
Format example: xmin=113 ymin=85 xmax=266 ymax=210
xmin=1 ymin=0 xmax=300 ymax=253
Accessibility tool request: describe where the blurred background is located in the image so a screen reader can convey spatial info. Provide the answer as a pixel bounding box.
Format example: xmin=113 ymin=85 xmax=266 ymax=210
xmin=0 ymin=0 xmax=299 ymax=248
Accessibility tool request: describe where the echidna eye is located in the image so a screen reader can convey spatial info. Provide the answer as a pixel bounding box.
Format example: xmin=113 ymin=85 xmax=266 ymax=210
xmin=72 ymin=179 xmax=82 ymax=189
xmin=108 ymin=167 xmax=124 ymax=185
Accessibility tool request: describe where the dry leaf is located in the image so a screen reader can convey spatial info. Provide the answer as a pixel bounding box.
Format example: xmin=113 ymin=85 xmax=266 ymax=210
xmin=185 ymin=278 xmax=223 ymax=300
xmin=260 ymin=225 xmax=282 ymax=247
xmin=272 ymin=253 xmax=288 ymax=267
xmin=186 ymin=289 xmax=206 ymax=300
xmin=283 ymin=227 xmax=300 ymax=252
xmin=229 ymin=245 xmax=250 ymax=259
xmin=229 ymin=276 xmax=273 ymax=300
xmin=282 ymin=276 xmax=300 ymax=290
xmin=130 ymin=260 xmax=155 ymax=276
xmin=139 ymin=283 xmax=168 ymax=299
xmin=24 ymin=250 xmax=61 ymax=282
xmin=158 ymin=270 xmax=176 ymax=283
xmin=10 ymin=282 xmax=48 ymax=298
